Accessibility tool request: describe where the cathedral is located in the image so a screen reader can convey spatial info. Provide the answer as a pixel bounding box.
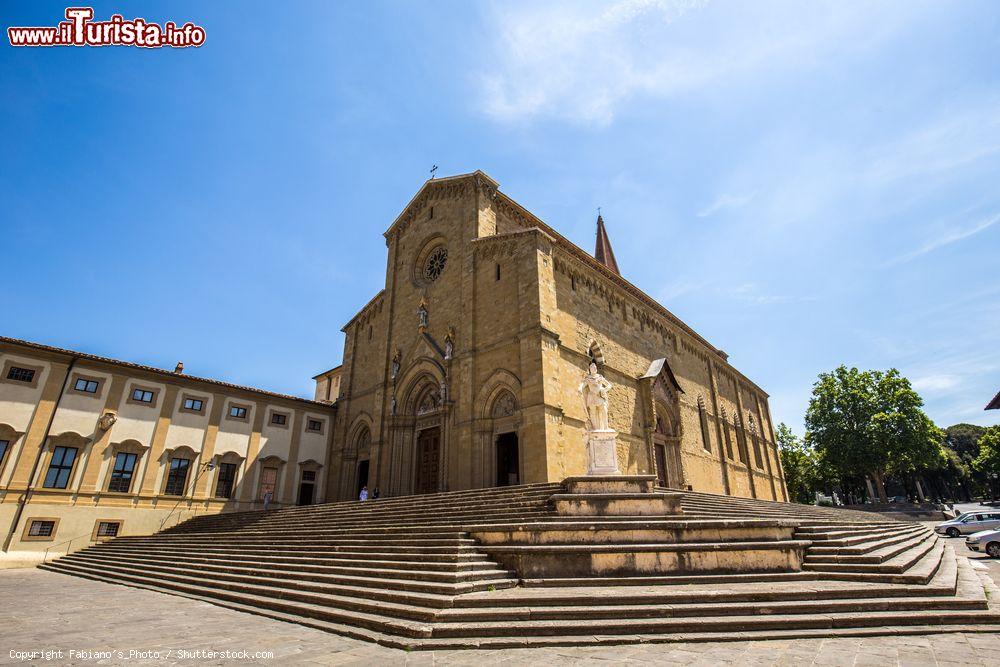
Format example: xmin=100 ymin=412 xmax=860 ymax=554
xmin=316 ymin=171 xmax=788 ymax=503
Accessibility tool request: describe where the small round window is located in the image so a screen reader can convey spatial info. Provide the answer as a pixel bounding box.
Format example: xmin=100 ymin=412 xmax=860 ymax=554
xmin=423 ymin=246 xmax=448 ymax=282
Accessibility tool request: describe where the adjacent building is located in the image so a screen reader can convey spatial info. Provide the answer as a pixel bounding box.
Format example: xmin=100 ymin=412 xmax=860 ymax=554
xmin=0 ymin=337 xmax=335 ymax=566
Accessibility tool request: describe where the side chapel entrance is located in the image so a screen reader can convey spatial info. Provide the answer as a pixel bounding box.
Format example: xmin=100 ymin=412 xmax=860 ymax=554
xmin=415 ymin=427 xmax=440 ymax=494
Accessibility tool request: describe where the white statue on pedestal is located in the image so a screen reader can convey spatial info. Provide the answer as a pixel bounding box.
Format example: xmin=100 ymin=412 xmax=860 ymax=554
xmin=578 ymin=362 xmax=619 ymax=475
xmin=579 ymin=362 xmax=612 ymax=431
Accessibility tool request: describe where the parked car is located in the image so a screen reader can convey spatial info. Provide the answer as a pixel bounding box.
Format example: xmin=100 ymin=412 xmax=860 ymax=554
xmin=965 ymin=529 xmax=1000 ymax=558
xmin=934 ymin=511 xmax=1000 ymax=537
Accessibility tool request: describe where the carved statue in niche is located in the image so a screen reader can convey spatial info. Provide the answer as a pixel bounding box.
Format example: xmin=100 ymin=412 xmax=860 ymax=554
xmin=417 ymin=299 xmax=429 ymax=329
xmin=391 ymin=350 xmax=401 ymax=379
xmin=578 ymin=362 xmax=612 ymax=431
xmin=444 ymin=327 xmax=455 ymax=360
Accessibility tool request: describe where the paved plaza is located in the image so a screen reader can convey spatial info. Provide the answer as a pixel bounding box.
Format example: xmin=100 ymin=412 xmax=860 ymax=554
xmin=2 ymin=567 xmax=998 ymax=666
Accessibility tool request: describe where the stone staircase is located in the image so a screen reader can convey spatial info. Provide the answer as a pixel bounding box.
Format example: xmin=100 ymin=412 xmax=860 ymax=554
xmin=39 ymin=481 xmax=1000 ymax=649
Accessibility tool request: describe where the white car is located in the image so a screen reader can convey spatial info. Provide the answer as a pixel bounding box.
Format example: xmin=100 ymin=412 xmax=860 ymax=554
xmin=934 ymin=511 xmax=1000 ymax=537
xmin=965 ymin=529 xmax=1000 ymax=558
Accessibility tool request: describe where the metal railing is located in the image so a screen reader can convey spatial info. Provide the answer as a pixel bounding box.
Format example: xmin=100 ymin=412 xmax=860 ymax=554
xmin=157 ymin=461 xmax=215 ymax=531
xmin=41 ymin=530 xmax=101 ymax=564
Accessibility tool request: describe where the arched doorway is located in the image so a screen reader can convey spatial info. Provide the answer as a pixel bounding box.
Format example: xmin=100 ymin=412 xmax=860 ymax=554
xmin=415 ymin=427 xmax=440 ymax=494
xmin=653 ymin=415 xmax=673 ymax=487
xmin=495 ymin=432 xmax=519 ymax=486
xmin=356 ymin=459 xmax=369 ymax=498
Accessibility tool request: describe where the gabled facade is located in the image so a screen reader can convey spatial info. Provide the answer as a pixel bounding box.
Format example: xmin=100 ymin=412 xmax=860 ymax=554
xmin=324 ymin=171 xmax=788 ymax=502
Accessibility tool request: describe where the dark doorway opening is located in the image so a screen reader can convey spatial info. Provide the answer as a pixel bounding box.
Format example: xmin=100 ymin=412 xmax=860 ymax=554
xmin=415 ymin=427 xmax=440 ymax=494
xmin=356 ymin=459 xmax=369 ymax=498
xmin=298 ymin=469 xmax=316 ymax=506
xmin=654 ymin=443 xmax=668 ymax=488
xmin=496 ymin=432 xmax=519 ymax=487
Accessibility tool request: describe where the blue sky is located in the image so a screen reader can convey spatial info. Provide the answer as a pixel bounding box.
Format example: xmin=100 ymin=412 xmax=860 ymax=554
xmin=1 ymin=1 xmax=998 ymax=433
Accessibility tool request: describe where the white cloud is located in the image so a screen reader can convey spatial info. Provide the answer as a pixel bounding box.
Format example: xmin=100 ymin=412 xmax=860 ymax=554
xmin=911 ymin=374 xmax=960 ymax=393
xmin=697 ymin=191 xmax=756 ymax=218
xmin=478 ymin=1 xmax=923 ymax=124
xmin=885 ymin=213 xmax=1000 ymax=266
xmin=865 ymin=103 xmax=1000 ymax=184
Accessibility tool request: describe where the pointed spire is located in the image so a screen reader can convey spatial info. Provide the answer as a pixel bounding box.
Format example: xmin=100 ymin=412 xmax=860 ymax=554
xmin=594 ymin=213 xmax=620 ymax=275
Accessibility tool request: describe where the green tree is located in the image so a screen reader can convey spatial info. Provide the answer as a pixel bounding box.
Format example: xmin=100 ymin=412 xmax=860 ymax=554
xmin=945 ymin=423 xmax=987 ymax=462
xmin=973 ymin=426 xmax=1000 ymax=476
xmin=805 ymin=366 xmax=944 ymax=503
xmin=776 ymin=423 xmax=819 ymax=504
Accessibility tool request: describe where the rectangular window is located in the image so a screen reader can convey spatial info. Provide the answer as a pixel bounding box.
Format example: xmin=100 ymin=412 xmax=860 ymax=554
xmin=306 ymin=419 xmax=323 ymax=432
xmin=259 ymin=467 xmax=277 ymax=500
xmin=132 ymin=388 xmax=154 ymax=403
xmin=107 ymin=452 xmax=138 ymax=493
xmin=7 ymin=366 xmax=35 ymax=383
xmin=302 ymin=470 xmax=316 ymax=482
xmin=96 ymin=521 xmax=120 ymax=538
xmin=164 ymin=458 xmax=190 ymax=496
xmin=28 ymin=520 xmax=56 ymax=537
xmin=270 ymin=413 xmax=287 ymax=426
xmin=43 ymin=446 xmax=78 ymax=489
xmin=229 ymin=405 xmax=247 ymax=419
xmin=0 ymin=439 xmax=9 ymax=469
xmin=183 ymin=397 xmax=204 ymax=412
xmin=74 ymin=378 xmax=99 ymax=393
xmin=215 ymin=462 xmax=238 ymax=499
xmin=496 ymin=264 xmax=501 ymax=281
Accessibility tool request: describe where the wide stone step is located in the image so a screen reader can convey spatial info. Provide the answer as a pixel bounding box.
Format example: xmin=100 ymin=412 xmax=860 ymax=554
xmin=804 ymin=532 xmax=933 ymax=564
xmin=803 ymin=533 xmax=937 ymax=574
xmin=88 ymin=543 xmax=489 ymax=564
xmin=64 ymin=550 xmax=512 ymax=584
xmin=806 ymin=527 xmax=927 ymax=555
xmin=91 ymin=542 xmax=485 ymax=560
xmin=434 ymin=594 xmax=987 ymax=623
xmin=41 ymin=561 xmax=437 ymax=637
xmin=426 ymin=606 xmax=1000 ymax=639
xmin=104 ymin=536 xmax=480 ymax=548
xmin=811 ymin=542 xmax=946 ymax=583
xmin=802 ymin=527 xmax=923 ymax=547
xmin=48 ymin=554 xmax=515 ymax=597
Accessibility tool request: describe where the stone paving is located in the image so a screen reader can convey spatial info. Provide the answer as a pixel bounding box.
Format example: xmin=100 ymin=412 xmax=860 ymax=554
xmin=2 ymin=568 xmax=999 ymax=666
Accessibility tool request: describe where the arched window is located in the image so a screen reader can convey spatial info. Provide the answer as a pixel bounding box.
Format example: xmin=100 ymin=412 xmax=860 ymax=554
xmin=588 ymin=341 xmax=605 ymax=367
xmin=697 ymin=396 xmax=711 ymax=452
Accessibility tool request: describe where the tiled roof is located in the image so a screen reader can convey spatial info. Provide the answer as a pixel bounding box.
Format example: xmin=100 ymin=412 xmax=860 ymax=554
xmin=0 ymin=336 xmax=335 ymax=409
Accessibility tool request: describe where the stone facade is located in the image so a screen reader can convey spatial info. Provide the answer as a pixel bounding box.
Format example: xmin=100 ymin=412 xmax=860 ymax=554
xmin=324 ymin=171 xmax=788 ymax=502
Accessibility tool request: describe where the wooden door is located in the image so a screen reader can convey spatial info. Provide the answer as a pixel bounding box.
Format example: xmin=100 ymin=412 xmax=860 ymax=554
xmin=416 ymin=427 xmax=440 ymax=494
xmin=654 ymin=443 xmax=668 ymax=488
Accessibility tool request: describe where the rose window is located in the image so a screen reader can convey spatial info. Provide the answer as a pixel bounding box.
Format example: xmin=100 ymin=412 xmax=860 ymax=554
xmin=423 ymin=246 xmax=448 ymax=282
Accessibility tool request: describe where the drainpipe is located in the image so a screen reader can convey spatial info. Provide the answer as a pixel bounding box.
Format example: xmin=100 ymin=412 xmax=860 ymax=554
xmin=2 ymin=356 xmax=78 ymax=552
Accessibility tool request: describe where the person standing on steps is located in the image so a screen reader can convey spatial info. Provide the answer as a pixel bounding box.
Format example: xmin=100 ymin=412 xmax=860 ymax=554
xmin=372 ymin=488 xmax=381 ymax=500
xmin=359 ymin=486 xmax=369 ymax=501
xmin=263 ymin=489 xmax=273 ymax=511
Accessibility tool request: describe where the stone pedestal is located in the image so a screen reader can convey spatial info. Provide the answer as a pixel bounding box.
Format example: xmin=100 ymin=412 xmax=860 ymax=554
xmin=551 ymin=475 xmax=684 ymax=517
xmin=586 ymin=429 xmax=620 ymax=475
